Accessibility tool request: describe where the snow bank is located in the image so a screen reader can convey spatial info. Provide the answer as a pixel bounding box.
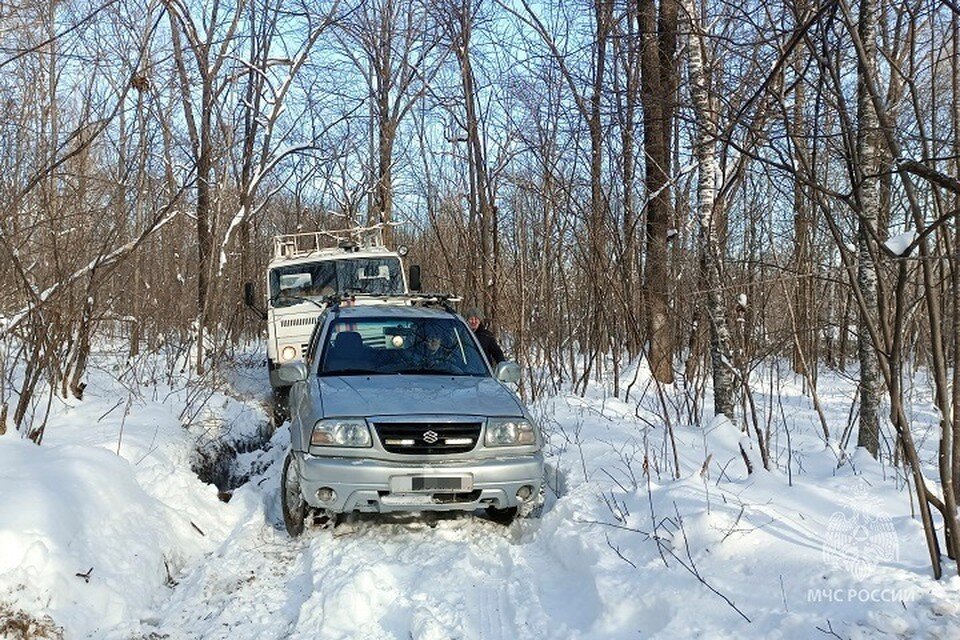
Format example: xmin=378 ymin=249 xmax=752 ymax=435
xmin=0 ymin=357 xmax=267 ymax=638
xmin=0 ymin=439 xmax=200 ymax=633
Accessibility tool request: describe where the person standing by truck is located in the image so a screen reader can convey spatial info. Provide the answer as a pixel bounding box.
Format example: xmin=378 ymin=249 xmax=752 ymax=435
xmin=465 ymin=308 xmax=505 ymax=366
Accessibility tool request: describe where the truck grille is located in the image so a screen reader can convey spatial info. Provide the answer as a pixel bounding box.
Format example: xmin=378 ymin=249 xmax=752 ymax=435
xmin=280 ymin=316 xmax=319 ymax=328
xmin=374 ymin=422 xmax=481 ymax=455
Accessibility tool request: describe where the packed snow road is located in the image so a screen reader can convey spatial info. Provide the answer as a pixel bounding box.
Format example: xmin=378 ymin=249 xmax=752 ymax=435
xmin=150 ymin=498 xmax=595 ymax=640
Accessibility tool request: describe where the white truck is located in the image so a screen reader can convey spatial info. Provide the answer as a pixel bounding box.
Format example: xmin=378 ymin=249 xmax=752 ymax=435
xmin=244 ymin=228 xmax=420 ymax=422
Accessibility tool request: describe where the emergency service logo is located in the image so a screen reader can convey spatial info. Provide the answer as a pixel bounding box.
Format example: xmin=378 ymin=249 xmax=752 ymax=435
xmin=821 ymin=481 xmax=899 ymax=581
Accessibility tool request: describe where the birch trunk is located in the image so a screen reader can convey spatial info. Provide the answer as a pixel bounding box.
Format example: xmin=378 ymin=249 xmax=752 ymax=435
xmin=855 ymin=0 xmax=882 ymax=456
xmin=681 ymin=0 xmax=735 ymax=419
xmin=951 ymin=12 xmax=960 ymax=510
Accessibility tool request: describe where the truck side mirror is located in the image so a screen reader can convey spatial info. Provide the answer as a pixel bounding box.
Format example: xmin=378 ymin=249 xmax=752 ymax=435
xmin=408 ymin=265 xmax=422 ymax=292
xmin=243 ymin=282 xmax=267 ymax=320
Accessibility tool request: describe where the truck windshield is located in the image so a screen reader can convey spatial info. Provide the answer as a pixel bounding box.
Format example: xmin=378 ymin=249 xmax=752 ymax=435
xmin=269 ymin=257 xmax=404 ymax=308
xmin=319 ymin=317 xmax=489 ymax=377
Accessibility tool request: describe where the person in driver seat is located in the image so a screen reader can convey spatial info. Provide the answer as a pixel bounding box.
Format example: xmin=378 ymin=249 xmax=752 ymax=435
xmin=418 ymin=326 xmax=453 ymax=370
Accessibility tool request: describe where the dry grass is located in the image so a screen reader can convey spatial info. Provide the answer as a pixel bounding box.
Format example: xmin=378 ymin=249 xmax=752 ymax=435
xmin=0 ymin=604 xmax=62 ymax=640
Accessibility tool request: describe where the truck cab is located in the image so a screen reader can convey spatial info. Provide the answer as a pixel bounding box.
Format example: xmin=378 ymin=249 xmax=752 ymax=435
xmin=248 ymin=229 xmax=418 ymax=414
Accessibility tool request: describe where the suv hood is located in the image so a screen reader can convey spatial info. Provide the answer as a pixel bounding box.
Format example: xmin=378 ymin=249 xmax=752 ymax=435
xmin=317 ymin=375 xmax=523 ymax=418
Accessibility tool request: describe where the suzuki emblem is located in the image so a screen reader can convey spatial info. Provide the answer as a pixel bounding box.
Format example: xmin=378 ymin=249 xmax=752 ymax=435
xmin=423 ymin=430 xmax=439 ymax=444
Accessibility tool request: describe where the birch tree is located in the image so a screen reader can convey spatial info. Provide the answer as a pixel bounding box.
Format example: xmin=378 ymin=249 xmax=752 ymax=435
xmin=681 ymin=0 xmax=735 ymax=420
xmin=854 ymin=0 xmax=882 ymax=457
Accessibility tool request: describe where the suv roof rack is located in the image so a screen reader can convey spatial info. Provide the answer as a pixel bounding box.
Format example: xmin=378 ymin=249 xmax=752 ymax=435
xmin=326 ymin=292 xmax=462 ymax=314
xmin=272 ymin=224 xmax=393 ymax=260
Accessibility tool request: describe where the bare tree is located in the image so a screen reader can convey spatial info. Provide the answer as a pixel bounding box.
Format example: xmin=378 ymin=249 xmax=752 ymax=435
xmin=680 ymin=0 xmax=735 ymax=419
xmin=853 ymin=0 xmax=882 ymax=457
xmin=166 ymin=0 xmax=246 ymax=374
xmin=335 ymin=0 xmax=445 ymax=244
xmin=436 ymin=0 xmax=501 ymax=323
xmin=639 ymin=0 xmax=679 ymax=383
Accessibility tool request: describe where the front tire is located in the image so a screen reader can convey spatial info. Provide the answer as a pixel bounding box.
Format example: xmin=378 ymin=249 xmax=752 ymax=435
xmin=486 ymin=506 xmax=518 ymax=525
xmin=281 ymin=453 xmax=308 ymax=537
xmin=271 ymin=387 xmax=290 ymax=427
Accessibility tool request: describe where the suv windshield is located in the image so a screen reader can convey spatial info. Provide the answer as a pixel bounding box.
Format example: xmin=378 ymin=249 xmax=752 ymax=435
xmin=269 ymin=257 xmax=404 ymax=307
xmin=319 ymin=317 xmax=489 ymax=377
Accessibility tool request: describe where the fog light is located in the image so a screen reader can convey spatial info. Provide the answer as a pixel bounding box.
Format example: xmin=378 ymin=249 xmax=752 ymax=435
xmin=516 ymin=485 xmax=533 ymax=501
xmin=317 ymin=487 xmax=336 ymax=504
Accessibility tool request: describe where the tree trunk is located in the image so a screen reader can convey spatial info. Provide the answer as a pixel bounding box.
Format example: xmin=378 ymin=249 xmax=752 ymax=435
xmin=619 ymin=1 xmax=641 ymax=356
xmin=951 ymin=12 xmax=960 ymax=510
xmin=454 ymin=9 xmax=497 ymax=324
xmin=682 ymin=0 xmax=735 ymax=419
xmin=855 ymin=0 xmax=881 ymax=456
xmin=588 ymin=0 xmax=613 ymax=371
xmin=639 ymin=0 xmax=678 ymax=384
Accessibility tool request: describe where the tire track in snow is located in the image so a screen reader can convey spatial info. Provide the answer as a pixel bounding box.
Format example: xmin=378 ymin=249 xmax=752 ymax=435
xmin=137 ymin=499 xmax=605 ymax=640
xmin=273 ymin=514 xmax=602 ymax=640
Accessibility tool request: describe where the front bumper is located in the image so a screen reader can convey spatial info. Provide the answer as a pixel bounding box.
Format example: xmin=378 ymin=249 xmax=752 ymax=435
xmin=294 ymin=451 xmax=544 ymax=513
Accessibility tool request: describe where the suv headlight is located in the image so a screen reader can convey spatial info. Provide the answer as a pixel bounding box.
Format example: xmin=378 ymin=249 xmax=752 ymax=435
xmin=484 ymin=418 xmax=536 ymax=447
xmin=311 ymin=419 xmax=371 ymax=447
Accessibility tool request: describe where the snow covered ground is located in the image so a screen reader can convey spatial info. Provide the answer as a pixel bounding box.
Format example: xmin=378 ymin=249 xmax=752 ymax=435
xmin=1 ymin=351 xmax=959 ymax=639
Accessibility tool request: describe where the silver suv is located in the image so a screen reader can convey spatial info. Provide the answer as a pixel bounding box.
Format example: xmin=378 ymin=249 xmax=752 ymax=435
xmin=276 ymin=304 xmax=544 ymax=536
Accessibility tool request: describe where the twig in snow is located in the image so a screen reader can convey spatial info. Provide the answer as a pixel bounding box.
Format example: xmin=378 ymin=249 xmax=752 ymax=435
xmin=666 ymin=503 xmax=752 ymax=623
xmin=699 ymin=454 xmax=713 ymax=478
xmin=719 ymin=505 xmax=747 ymax=544
xmin=75 ymin=567 xmax=93 ymax=583
xmin=135 ymin=426 xmax=161 ymax=466
xmin=644 ymin=451 xmax=670 ymax=569
xmin=715 ymin=456 xmax=738 ymax=486
xmin=574 ymin=518 xmax=652 ymax=538
xmin=600 ymin=489 xmax=630 ymax=523
xmin=815 ymin=620 xmax=845 ymax=639
xmin=605 ymin=532 xmax=637 ymax=568
xmin=599 ymin=467 xmax=630 ymax=494
xmin=115 ymin=394 xmax=132 ymax=456
xmin=97 ymin=398 xmax=124 ymax=423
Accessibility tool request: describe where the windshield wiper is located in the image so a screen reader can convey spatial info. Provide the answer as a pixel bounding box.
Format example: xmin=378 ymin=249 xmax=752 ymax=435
xmin=320 ymin=368 xmax=378 ymax=376
xmin=271 ymin=293 xmax=327 ymax=310
xmin=394 ymin=368 xmax=458 ymax=376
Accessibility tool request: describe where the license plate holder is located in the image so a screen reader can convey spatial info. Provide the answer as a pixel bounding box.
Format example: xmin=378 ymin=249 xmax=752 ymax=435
xmin=390 ymin=474 xmax=473 ymax=492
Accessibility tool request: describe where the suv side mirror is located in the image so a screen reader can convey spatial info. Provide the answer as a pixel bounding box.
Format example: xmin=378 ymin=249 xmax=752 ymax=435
xmin=408 ymin=265 xmax=422 ymax=292
xmin=277 ymin=362 xmax=308 ymax=384
xmin=494 ymin=361 xmax=521 ymax=384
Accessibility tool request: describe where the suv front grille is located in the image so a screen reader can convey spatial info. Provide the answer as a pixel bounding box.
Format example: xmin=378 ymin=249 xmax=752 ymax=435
xmin=374 ymin=422 xmax=482 ymax=455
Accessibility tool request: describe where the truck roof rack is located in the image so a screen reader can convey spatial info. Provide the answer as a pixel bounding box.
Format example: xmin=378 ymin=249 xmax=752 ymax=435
xmin=272 ymin=224 xmax=392 ymax=260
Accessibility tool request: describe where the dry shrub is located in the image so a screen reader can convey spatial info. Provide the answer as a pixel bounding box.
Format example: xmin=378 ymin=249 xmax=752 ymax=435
xmin=0 ymin=604 xmax=62 ymax=640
